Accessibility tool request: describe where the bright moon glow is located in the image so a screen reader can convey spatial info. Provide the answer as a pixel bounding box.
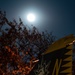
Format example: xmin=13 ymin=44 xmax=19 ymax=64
xmin=27 ymin=13 xmax=35 ymax=22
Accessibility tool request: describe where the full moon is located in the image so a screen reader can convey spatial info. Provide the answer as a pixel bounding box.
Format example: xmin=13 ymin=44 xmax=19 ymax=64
xmin=27 ymin=13 xmax=35 ymax=22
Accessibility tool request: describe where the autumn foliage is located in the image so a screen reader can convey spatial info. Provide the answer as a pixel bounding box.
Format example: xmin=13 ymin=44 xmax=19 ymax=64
xmin=0 ymin=11 xmax=55 ymax=75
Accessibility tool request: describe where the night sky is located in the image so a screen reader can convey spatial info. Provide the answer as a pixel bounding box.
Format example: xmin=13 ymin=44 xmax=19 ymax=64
xmin=0 ymin=0 xmax=75 ymax=39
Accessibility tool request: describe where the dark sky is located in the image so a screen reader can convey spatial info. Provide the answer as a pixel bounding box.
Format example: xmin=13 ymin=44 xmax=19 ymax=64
xmin=0 ymin=0 xmax=75 ymax=39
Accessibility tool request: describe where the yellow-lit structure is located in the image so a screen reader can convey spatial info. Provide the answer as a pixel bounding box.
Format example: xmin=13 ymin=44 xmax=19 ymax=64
xmin=43 ymin=34 xmax=75 ymax=75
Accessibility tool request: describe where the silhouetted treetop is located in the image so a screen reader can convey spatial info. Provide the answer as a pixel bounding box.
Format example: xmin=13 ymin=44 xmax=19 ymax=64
xmin=0 ymin=11 xmax=55 ymax=75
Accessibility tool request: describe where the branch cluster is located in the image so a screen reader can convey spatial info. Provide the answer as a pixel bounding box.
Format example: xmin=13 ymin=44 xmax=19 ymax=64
xmin=0 ymin=11 xmax=55 ymax=75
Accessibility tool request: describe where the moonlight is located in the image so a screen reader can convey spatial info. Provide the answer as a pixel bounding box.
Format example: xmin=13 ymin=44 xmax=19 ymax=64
xmin=27 ymin=13 xmax=35 ymax=22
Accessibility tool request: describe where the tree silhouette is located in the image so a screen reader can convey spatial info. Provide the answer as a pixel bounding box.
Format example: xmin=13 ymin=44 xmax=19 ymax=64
xmin=0 ymin=11 xmax=55 ymax=75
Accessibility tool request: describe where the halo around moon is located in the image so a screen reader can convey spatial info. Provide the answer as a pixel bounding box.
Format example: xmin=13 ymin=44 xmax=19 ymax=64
xmin=27 ymin=13 xmax=35 ymax=22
